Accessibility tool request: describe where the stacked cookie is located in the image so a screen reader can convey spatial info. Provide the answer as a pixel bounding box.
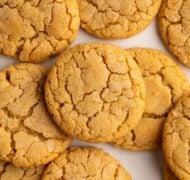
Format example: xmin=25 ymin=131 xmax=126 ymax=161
xmin=0 ymin=0 xmax=190 ymax=180
xmin=45 ymin=43 xmax=145 ymax=144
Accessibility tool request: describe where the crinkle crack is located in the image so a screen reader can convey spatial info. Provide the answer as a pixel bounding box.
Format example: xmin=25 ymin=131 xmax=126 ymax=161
xmin=163 ymin=93 xmax=190 ymax=179
xmin=0 ymin=64 xmax=70 ymax=168
xmin=78 ymin=0 xmax=162 ymax=39
xmin=45 ymin=44 xmax=145 ymax=143
xmin=0 ymin=160 xmax=45 ymax=180
xmin=42 ymin=147 xmax=131 ymax=180
xmin=113 ymin=48 xmax=189 ymax=150
xmin=159 ymin=0 xmax=190 ymax=67
xmin=0 ymin=0 xmax=80 ymax=62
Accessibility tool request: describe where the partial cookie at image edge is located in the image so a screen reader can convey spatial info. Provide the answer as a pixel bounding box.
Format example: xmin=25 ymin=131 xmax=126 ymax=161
xmin=0 ymin=160 xmax=45 ymax=180
xmin=158 ymin=0 xmax=190 ymax=67
xmin=0 ymin=0 xmax=80 ymax=62
xmin=42 ymin=147 xmax=132 ymax=180
xmin=163 ymin=93 xmax=190 ymax=179
xmin=77 ymin=0 xmax=162 ymax=39
xmin=112 ymin=48 xmax=190 ymax=150
xmin=0 ymin=63 xmax=71 ymax=168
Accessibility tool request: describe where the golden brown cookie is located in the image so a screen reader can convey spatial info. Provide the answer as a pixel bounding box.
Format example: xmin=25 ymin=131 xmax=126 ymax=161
xmin=42 ymin=147 xmax=132 ymax=180
xmin=163 ymin=165 xmax=178 ymax=180
xmin=45 ymin=43 xmax=145 ymax=143
xmin=163 ymin=93 xmax=190 ymax=179
xmin=112 ymin=48 xmax=190 ymax=150
xmin=0 ymin=160 xmax=45 ymax=180
xmin=0 ymin=0 xmax=80 ymax=62
xmin=0 ymin=63 xmax=71 ymax=168
xmin=77 ymin=0 xmax=162 ymax=39
xmin=158 ymin=0 xmax=190 ymax=67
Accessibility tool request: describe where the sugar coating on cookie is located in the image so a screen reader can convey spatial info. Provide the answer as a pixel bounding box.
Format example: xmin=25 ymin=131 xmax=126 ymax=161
xmin=77 ymin=0 xmax=162 ymax=39
xmin=163 ymin=93 xmax=190 ymax=179
xmin=0 ymin=160 xmax=44 ymax=180
xmin=112 ymin=48 xmax=189 ymax=150
xmin=45 ymin=43 xmax=145 ymax=143
xmin=42 ymin=147 xmax=132 ymax=180
xmin=0 ymin=0 xmax=80 ymax=62
xmin=163 ymin=165 xmax=178 ymax=180
xmin=158 ymin=0 xmax=190 ymax=67
xmin=0 ymin=63 xmax=71 ymax=168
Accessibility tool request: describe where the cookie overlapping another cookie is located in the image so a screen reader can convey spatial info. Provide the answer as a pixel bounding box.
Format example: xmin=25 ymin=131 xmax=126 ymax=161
xmin=44 ymin=43 xmax=146 ymax=143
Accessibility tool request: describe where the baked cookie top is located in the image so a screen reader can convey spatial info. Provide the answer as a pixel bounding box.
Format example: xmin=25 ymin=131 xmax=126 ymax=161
xmin=0 ymin=63 xmax=71 ymax=168
xmin=0 ymin=0 xmax=80 ymax=62
xmin=42 ymin=147 xmax=132 ymax=180
xmin=0 ymin=160 xmax=44 ymax=180
xmin=77 ymin=0 xmax=162 ymax=39
xmin=45 ymin=43 xmax=145 ymax=143
xmin=158 ymin=0 xmax=190 ymax=67
xmin=163 ymin=93 xmax=190 ymax=179
xmin=163 ymin=165 xmax=178 ymax=180
xmin=113 ymin=48 xmax=189 ymax=150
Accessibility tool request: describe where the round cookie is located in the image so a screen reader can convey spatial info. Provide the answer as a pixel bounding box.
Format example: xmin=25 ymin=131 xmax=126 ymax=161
xmin=112 ymin=48 xmax=190 ymax=150
xmin=163 ymin=93 xmax=190 ymax=179
xmin=0 ymin=63 xmax=71 ymax=168
xmin=158 ymin=0 xmax=190 ymax=67
xmin=163 ymin=165 xmax=178 ymax=180
xmin=42 ymin=147 xmax=132 ymax=180
xmin=77 ymin=0 xmax=162 ymax=39
xmin=45 ymin=43 xmax=145 ymax=143
xmin=0 ymin=0 xmax=80 ymax=62
xmin=0 ymin=160 xmax=45 ymax=180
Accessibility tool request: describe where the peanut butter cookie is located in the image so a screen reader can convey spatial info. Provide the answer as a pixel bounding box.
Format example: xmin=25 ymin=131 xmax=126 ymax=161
xmin=0 ymin=160 xmax=45 ymax=180
xmin=164 ymin=165 xmax=178 ymax=180
xmin=158 ymin=0 xmax=190 ymax=67
xmin=45 ymin=43 xmax=145 ymax=143
xmin=77 ymin=0 xmax=162 ymax=39
xmin=0 ymin=63 xmax=71 ymax=168
xmin=42 ymin=147 xmax=132 ymax=180
xmin=0 ymin=0 xmax=80 ymax=62
xmin=163 ymin=93 xmax=190 ymax=179
xmin=112 ymin=48 xmax=189 ymax=150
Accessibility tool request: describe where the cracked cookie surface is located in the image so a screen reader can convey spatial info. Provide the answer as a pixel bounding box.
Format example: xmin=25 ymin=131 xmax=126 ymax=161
xmin=112 ymin=48 xmax=189 ymax=150
xmin=0 ymin=0 xmax=80 ymax=62
xmin=163 ymin=93 xmax=190 ymax=179
xmin=77 ymin=0 xmax=162 ymax=39
xmin=0 ymin=63 xmax=71 ymax=168
xmin=158 ymin=0 xmax=190 ymax=67
xmin=45 ymin=43 xmax=145 ymax=143
xmin=42 ymin=147 xmax=132 ymax=180
xmin=0 ymin=160 xmax=45 ymax=180
xmin=164 ymin=165 xmax=178 ymax=180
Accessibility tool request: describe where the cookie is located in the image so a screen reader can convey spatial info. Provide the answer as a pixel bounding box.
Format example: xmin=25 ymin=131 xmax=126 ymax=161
xmin=42 ymin=147 xmax=132 ymax=180
xmin=0 ymin=0 xmax=80 ymax=62
xmin=77 ymin=0 xmax=162 ymax=39
xmin=0 ymin=63 xmax=71 ymax=168
xmin=112 ymin=48 xmax=190 ymax=150
xmin=0 ymin=160 xmax=45 ymax=180
xmin=158 ymin=0 xmax=190 ymax=67
xmin=163 ymin=165 xmax=178 ymax=180
xmin=45 ymin=43 xmax=145 ymax=143
xmin=163 ymin=93 xmax=190 ymax=179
